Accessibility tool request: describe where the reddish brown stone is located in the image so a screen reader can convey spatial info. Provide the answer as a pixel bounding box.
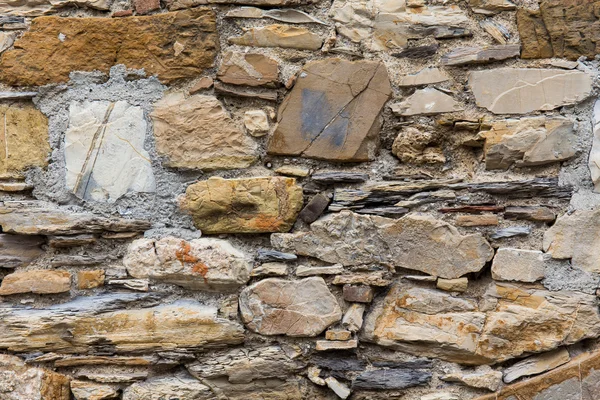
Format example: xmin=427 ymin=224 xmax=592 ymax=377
xmin=112 ymin=9 xmax=133 ymax=17
xmin=133 ymin=0 xmax=160 ymax=14
xmin=217 ymin=52 xmax=278 ymax=87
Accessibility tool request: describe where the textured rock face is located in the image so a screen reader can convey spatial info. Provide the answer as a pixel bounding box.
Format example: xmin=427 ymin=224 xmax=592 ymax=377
xmin=0 ymin=8 xmax=217 ymax=86
xmin=390 ymin=88 xmax=463 ymax=116
xmin=469 ymin=68 xmax=592 ymax=114
xmin=0 ymin=354 xmax=70 ymax=400
xmin=228 ymin=24 xmax=322 ymax=50
xmin=151 ymin=93 xmax=257 ymax=170
xmin=272 ymin=211 xmax=494 ymax=279
xmin=123 ymin=237 xmax=251 ymax=291
xmin=123 ymin=374 xmax=213 ymax=400
xmin=363 ymin=282 xmax=600 ymax=364
xmin=239 ymin=277 xmax=342 ymax=337
xmin=268 ymin=58 xmax=391 ymax=162
xmin=65 ymin=100 xmax=155 ymax=202
xmin=491 ymin=248 xmax=545 ymax=282
xmin=0 ymin=269 xmax=71 ymax=295
xmin=518 ymin=0 xmax=600 ymax=60
xmin=0 ymin=234 xmax=44 ymax=269
xmin=0 ymin=104 xmax=49 ymax=179
xmin=503 ymin=348 xmax=570 ymax=384
xmin=218 ymin=52 xmax=278 ymax=87
xmin=0 ymin=0 xmax=110 ymax=15
xmin=588 ymin=99 xmax=600 ymax=191
xmin=180 ymin=177 xmax=303 ymax=234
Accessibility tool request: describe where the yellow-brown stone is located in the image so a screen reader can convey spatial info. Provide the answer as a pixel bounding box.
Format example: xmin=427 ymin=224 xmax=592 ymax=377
xmin=0 ymin=270 xmax=71 ymax=295
xmin=0 ymin=104 xmax=49 ymax=179
xmin=0 ymin=354 xmax=70 ymax=400
xmin=77 ymin=270 xmax=105 ymax=290
xmin=0 ymin=8 xmax=217 ymax=86
xmin=180 ymin=177 xmax=303 ymax=234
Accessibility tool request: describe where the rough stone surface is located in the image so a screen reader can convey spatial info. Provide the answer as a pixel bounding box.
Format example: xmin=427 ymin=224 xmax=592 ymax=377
xmin=0 ymin=8 xmax=218 ymax=86
xmin=180 ymin=176 xmax=303 ymax=234
xmin=77 ymin=270 xmax=105 ymax=290
xmin=229 ymin=24 xmax=322 ymax=50
xmin=123 ymin=237 xmax=251 ymax=291
xmin=342 ymin=303 xmax=365 ymax=332
xmin=442 ymin=366 xmax=502 ymax=391
xmin=503 ymin=347 xmax=570 ymax=384
xmin=123 ymin=374 xmax=213 ymax=400
xmin=0 ymin=269 xmax=71 ymax=295
xmin=272 ymin=211 xmax=494 ymax=279
xmin=436 ymin=277 xmax=468 ymax=292
xmin=70 ymin=380 xmax=119 ymax=400
xmin=239 ymin=277 xmax=342 ymax=337
xmin=0 ymin=0 xmax=110 ymax=15
xmin=244 ymin=110 xmax=270 ymax=136
xmin=343 ymin=285 xmax=373 ymax=303
xmin=0 ymin=354 xmax=70 ymax=400
xmin=151 ymin=93 xmax=257 ymax=170
xmin=218 ymin=52 xmax=278 ymax=87
xmin=441 ymin=44 xmax=520 ymax=66
xmin=392 ymin=127 xmax=446 ymax=165
xmin=390 ymin=88 xmax=463 ymax=116
xmin=268 ymin=58 xmax=391 ymax=162
xmin=353 ymin=368 xmax=432 ymax=390
xmin=491 ymin=248 xmax=545 ymax=282
xmin=469 ymin=68 xmax=592 ymax=114
xmin=0 ymin=234 xmax=45 ymax=268
xmin=588 ymin=99 xmax=600 ymax=192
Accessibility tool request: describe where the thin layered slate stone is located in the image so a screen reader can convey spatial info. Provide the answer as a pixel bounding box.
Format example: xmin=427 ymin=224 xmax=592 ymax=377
xmin=239 ymin=277 xmax=342 ymax=337
xmin=268 ymin=58 xmax=392 ymax=162
xmin=588 ymin=99 xmax=600 ymax=192
xmin=167 ymin=0 xmax=315 ymax=10
xmin=469 ymin=68 xmax=592 ymax=114
xmin=0 ymin=0 xmax=110 ymax=16
xmin=0 ymin=354 xmax=70 ymax=400
xmin=272 ymin=211 xmax=493 ymax=279
xmin=0 ymin=8 xmax=217 ymax=86
xmin=518 ymin=0 xmax=600 ymax=60
xmin=0 ymin=234 xmax=45 ymax=268
xmin=180 ymin=177 xmax=303 ymax=234
xmin=0 ymin=294 xmax=244 ymax=353
xmin=123 ymin=375 xmax=214 ymax=400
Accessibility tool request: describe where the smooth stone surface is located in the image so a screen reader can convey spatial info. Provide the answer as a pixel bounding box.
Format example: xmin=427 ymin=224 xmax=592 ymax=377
xmin=180 ymin=177 xmax=303 ymax=234
xmin=489 ymin=226 xmax=531 ymax=240
xmin=228 ymin=24 xmax=322 ymax=50
xmin=218 ymin=52 xmax=278 ymax=87
xmin=436 ymin=277 xmax=468 ymax=292
xmin=0 ymin=9 xmax=217 ymax=86
xmin=398 ymin=68 xmax=450 ymax=87
xmin=504 ymin=206 xmax=556 ymax=222
xmin=272 ymin=211 xmax=493 ymax=279
xmin=491 ymin=248 xmax=545 ymax=282
xmin=298 ymin=193 xmax=330 ymax=224
xmin=151 ymin=93 xmax=257 ymax=171
xmin=239 ymin=277 xmax=342 ymax=337
xmin=316 ymin=340 xmax=358 ymax=351
xmin=469 ymin=0 xmax=515 ymax=14
xmin=0 ymin=234 xmax=45 ymax=268
xmin=441 ymin=44 xmax=520 ymax=66
xmin=469 ymin=68 xmax=592 ymax=114
xmin=0 ymin=270 xmax=71 ymax=295
xmin=0 ymin=354 xmax=70 ymax=400
xmin=251 ymin=262 xmax=288 ymax=277
xmin=455 ymin=215 xmax=499 ymax=226
xmin=503 ymin=348 xmax=570 ymax=384
xmin=65 ymin=100 xmax=155 ymax=202
xmin=325 ymin=377 xmax=351 ymax=399
xmin=268 ymin=58 xmax=391 ymax=162
xmin=343 ymin=285 xmax=374 ymax=303
xmin=390 ymin=88 xmax=463 ymax=116
xmin=256 ymin=249 xmax=298 ymax=262
xmin=353 ymin=368 xmax=432 ymax=390
xmin=123 ymin=237 xmax=252 ymax=291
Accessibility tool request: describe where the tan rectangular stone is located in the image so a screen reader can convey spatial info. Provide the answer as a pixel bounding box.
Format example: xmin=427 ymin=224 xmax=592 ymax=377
xmin=0 ymin=270 xmax=71 ymax=295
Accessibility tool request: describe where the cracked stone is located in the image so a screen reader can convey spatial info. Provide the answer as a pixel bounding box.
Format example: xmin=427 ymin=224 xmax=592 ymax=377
xmin=239 ymin=277 xmax=342 ymax=337
xmin=272 ymin=211 xmax=493 ymax=279
xmin=180 ymin=176 xmax=303 ymax=234
xmin=0 ymin=270 xmax=71 ymax=295
xmin=491 ymin=248 xmax=545 ymax=283
xmin=342 ymin=303 xmax=365 ymax=332
xmin=469 ymin=68 xmax=592 ymax=114
xmin=65 ymin=100 xmax=155 ymax=203
xmin=0 ymin=8 xmax=217 ymax=86
xmin=218 ymin=52 xmax=278 ymax=87
xmin=390 ymin=88 xmax=463 ymax=116
xmin=228 ymin=24 xmax=322 ymax=50
xmin=151 ymin=93 xmax=257 ymax=170
xmin=123 ymin=237 xmax=251 ymax=291
xmin=268 ymin=58 xmax=391 ymax=162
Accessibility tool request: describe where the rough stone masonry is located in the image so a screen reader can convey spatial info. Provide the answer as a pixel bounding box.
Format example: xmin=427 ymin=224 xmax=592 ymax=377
xmin=1 ymin=0 xmax=600 ymax=399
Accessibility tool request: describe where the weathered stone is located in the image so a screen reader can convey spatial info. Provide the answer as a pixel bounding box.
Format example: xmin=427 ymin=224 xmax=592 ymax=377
xmin=0 ymin=354 xmax=70 ymax=400
xmin=325 ymin=377 xmax=351 ymax=399
xmin=123 ymin=237 xmax=251 ymax=291
xmin=504 ymin=206 xmax=556 ymax=222
xmin=0 ymin=104 xmax=49 ymax=179
xmin=123 ymin=374 xmax=213 ymax=400
xmin=390 ymin=88 xmax=463 ymax=116
xmin=218 ymin=52 xmax=278 ymax=87
xmin=517 ymin=0 xmax=600 ymax=60
xmin=442 ymin=365 xmax=502 ymax=391
xmin=268 ymin=58 xmax=391 ymax=162
xmin=244 ymin=110 xmax=270 ymax=136
xmin=343 ymin=285 xmax=373 ymax=303
xmin=588 ymin=99 xmax=600 ymax=192
xmin=213 ymin=82 xmax=278 ymax=101
xmin=490 ymin=226 xmax=531 ymax=240
xmin=71 ymin=380 xmax=119 ymax=400
xmin=392 ymin=127 xmax=446 ymax=164
xmin=0 ymin=32 xmax=15 ymax=54
xmin=180 ymin=177 xmax=303 ymax=234
xmin=311 ymin=171 xmax=369 ymax=184
xmin=503 ymin=348 xmax=570 ymax=384
xmin=442 ymin=44 xmax=520 ymax=66
xmin=398 ymin=67 xmax=449 ymax=87
xmin=298 ymin=193 xmax=330 ymax=224
xmin=0 ymin=181 xmax=32 ymax=192
xmin=436 ymin=277 xmax=468 ymax=292
xmin=226 ymin=7 xmax=326 ymax=24
xmin=272 ymin=211 xmax=493 ymax=279
xmin=229 ymin=24 xmax=322 ymax=50
xmin=474 ymin=349 xmax=600 ymax=400
xmin=326 ymin=329 xmax=352 ymax=341
xmin=65 ymin=100 xmax=155 ymax=202
xmin=479 ymin=117 xmax=577 ymax=169
xmin=48 ymin=234 xmax=96 ymax=248
xmin=308 ymin=365 xmax=326 ymax=386
xmin=421 ymin=394 xmax=459 ymax=400
xmin=251 ymin=262 xmax=288 ymax=277
xmin=151 ymin=93 xmax=257 ymax=171
xmin=353 ymin=368 xmax=432 ymax=390
xmin=480 ymin=19 xmax=510 ymax=44
xmin=330 ymin=0 xmax=469 ymax=51
xmin=455 ymin=215 xmax=499 ymax=226
xmin=133 ymin=0 xmax=159 ymax=14
xmin=342 ymin=303 xmax=365 ymax=332
xmin=107 ymin=279 xmax=149 ymax=292
xmin=0 ymin=9 xmax=217 ymax=86
xmin=0 ymin=0 xmax=110 ymax=16
xmin=469 ymin=69 xmax=592 ymax=114
xmin=77 ymin=270 xmax=105 ymax=290
xmin=239 ymin=277 xmax=342 ymax=337
xmin=256 ymin=249 xmax=298 ymax=262
xmin=0 ymin=234 xmax=44 ymax=268
xmin=296 ymin=264 xmax=344 ymax=277
xmin=469 ymin=0 xmax=515 ymax=14
xmin=0 ymin=270 xmax=71 ymax=295
xmin=393 ymin=44 xmax=439 ymax=59
xmin=189 ymin=76 xmax=214 ymax=93
xmin=70 ymin=365 xmax=148 ymax=383
xmin=316 ymin=339 xmax=358 ymax=351
xmin=491 ymin=248 xmax=545 ymax=282
xmin=275 ymin=165 xmax=310 ymax=177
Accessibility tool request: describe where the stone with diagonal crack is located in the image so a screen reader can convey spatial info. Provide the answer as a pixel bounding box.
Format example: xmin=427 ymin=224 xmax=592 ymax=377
xmin=268 ymin=58 xmax=391 ymax=162
xmin=65 ymin=100 xmax=155 ymax=203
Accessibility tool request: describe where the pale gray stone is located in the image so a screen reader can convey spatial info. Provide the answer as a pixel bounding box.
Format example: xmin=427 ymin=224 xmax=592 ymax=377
xmin=491 ymin=248 xmax=545 ymax=282
xmin=296 ymin=264 xmax=344 ymax=277
xmin=442 ymin=365 xmax=502 ymax=391
xmin=390 ymin=88 xmax=463 ymax=116
xmin=503 ymin=348 xmax=570 ymax=384
xmin=342 ymin=303 xmax=365 ymax=332
xmin=397 ymin=67 xmax=450 ymax=87
xmin=588 ymin=99 xmax=600 ymax=192
xmin=123 ymin=374 xmax=213 ymax=400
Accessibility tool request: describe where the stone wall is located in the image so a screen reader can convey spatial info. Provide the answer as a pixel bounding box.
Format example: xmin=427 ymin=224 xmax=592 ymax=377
xmin=0 ymin=0 xmax=599 ymax=399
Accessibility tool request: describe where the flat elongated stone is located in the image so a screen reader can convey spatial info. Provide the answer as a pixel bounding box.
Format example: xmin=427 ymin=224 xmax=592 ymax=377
xmin=151 ymin=93 xmax=257 ymax=170
xmin=0 ymin=104 xmax=49 ymax=179
xmin=123 ymin=237 xmax=251 ymax=291
xmin=353 ymin=369 xmax=432 ymax=390
xmin=391 ymin=88 xmax=463 ymax=116
xmin=455 ymin=215 xmax=498 ymax=226
xmin=588 ymin=99 xmax=600 ymax=191
xmin=123 ymin=374 xmax=213 ymax=400
xmin=226 ymin=7 xmax=326 ymax=24
xmin=398 ymin=67 xmax=450 ymax=87
xmin=491 ymin=248 xmax=545 ymax=282
xmin=490 ymin=226 xmax=530 ymax=240
xmin=239 ymin=277 xmax=342 ymax=337
xmin=436 ymin=277 xmax=468 ymax=292
xmin=0 ymin=0 xmax=110 ymax=16
xmin=268 ymin=58 xmax=391 ymax=162
xmin=469 ymin=68 xmax=592 ymax=114
xmin=65 ymin=100 xmax=155 ymax=202
xmin=0 ymin=354 xmax=70 ymax=400
xmin=316 ymin=340 xmax=358 ymax=351
xmin=180 ymin=177 xmax=303 ymax=234
xmin=0 ymin=294 xmax=244 ymax=353
xmin=229 ymin=24 xmax=322 ymax=50
xmin=251 ymin=262 xmax=288 ymax=277
xmin=469 ymin=0 xmax=515 ymax=14
xmin=272 ymin=211 xmax=493 ymax=279
xmin=442 ymin=366 xmax=502 ymax=391
xmin=503 ymin=348 xmax=570 ymax=384
xmin=543 ymin=209 xmax=600 ymax=273
xmin=504 ymin=206 xmax=555 ymax=222
xmin=0 ymin=8 xmax=217 ymax=86
xmin=311 ymin=172 xmax=369 ymax=184
xmin=325 ymin=377 xmax=351 ymax=399
xmin=518 ymin=0 xmax=600 ymax=60
xmin=218 ymin=52 xmax=278 ymax=87
xmin=296 ymin=264 xmax=343 ymax=276
xmin=70 ymin=380 xmax=119 ymax=400
xmin=77 ymin=270 xmax=105 ymax=290
xmin=0 ymin=270 xmax=71 ymax=295
xmin=442 ymin=44 xmax=520 ymax=65
xmin=168 ymin=0 xmax=314 ymax=10
xmin=0 ymin=234 xmax=44 ymax=268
